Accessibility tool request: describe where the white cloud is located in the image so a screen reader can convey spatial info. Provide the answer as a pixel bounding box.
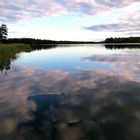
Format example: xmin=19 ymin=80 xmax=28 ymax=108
xmin=0 ymin=0 xmax=139 ymax=22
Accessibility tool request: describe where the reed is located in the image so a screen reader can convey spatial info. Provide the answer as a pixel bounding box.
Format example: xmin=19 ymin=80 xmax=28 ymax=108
xmin=0 ymin=43 xmax=31 ymax=71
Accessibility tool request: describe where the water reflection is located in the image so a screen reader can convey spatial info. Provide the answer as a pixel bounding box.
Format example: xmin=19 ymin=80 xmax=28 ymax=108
xmin=83 ymin=54 xmax=140 ymax=82
xmin=0 ymin=67 xmax=140 ymax=140
xmin=105 ymin=44 xmax=140 ymax=49
xmin=0 ymin=44 xmax=57 ymax=72
xmin=0 ymin=44 xmax=140 ymax=140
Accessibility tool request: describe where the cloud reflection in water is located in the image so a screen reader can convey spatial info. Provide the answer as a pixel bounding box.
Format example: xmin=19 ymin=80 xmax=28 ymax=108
xmin=0 ymin=65 xmax=140 ymax=140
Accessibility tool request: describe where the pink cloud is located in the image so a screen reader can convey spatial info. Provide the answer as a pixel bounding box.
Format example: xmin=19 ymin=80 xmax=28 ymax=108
xmin=0 ymin=0 xmax=139 ymax=22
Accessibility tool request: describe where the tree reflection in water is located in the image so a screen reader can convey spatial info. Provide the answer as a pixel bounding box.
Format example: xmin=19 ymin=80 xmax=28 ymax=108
xmin=0 ymin=44 xmax=57 ymax=72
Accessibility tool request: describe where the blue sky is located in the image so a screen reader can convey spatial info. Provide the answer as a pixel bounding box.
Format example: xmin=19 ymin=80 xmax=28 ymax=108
xmin=0 ymin=0 xmax=140 ymax=41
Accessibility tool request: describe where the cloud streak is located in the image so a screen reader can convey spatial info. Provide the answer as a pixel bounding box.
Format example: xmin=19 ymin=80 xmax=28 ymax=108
xmin=84 ymin=22 xmax=140 ymax=32
xmin=0 ymin=0 xmax=139 ymax=22
xmin=84 ymin=7 xmax=140 ymax=34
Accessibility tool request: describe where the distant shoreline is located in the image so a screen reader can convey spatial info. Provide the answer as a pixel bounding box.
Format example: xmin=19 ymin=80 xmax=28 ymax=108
xmin=0 ymin=37 xmax=140 ymax=50
xmin=0 ymin=37 xmax=140 ymax=44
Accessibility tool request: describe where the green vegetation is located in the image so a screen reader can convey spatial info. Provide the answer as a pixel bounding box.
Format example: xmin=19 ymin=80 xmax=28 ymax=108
xmin=5 ymin=38 xmax=96 ymax=44
xmin=0 ymin=43 xmax=31 ymax=71
xmin=0 ymin=43 xmax=31 ymax=51
xmin=0 ymin=43 xmax=57 ymax=72
xmin=105 ymin=37 xmax=140 ymax=43
xmin=0 ymin=24 xmax=8 ymax=42
xmin=105 ymin=37 xmax=140 ymax=49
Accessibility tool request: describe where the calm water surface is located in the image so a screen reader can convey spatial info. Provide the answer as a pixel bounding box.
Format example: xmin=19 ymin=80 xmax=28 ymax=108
xmin=0 ymin=44 xmax=140 ymax=140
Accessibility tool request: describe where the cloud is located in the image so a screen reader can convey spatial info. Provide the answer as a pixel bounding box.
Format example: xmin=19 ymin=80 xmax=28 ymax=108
xmin=84 ymin=6 xmax=140 ymax=35
xmin=0 ymin=0 xmax=139 ymax=22
xmin=124 ymin=31 xmax=140 ymax=36
xmin=84 ymin=22 xmax=140 ymax=33
xmin=85 ymin=23 xmax=129 ymax=32
xmin=0 ymin=0 xmax=67 ymax=22
xmin=1 ymin=0 xmax=140 ymax=38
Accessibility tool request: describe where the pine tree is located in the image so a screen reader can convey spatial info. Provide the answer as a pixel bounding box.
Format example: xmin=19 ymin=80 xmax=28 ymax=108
xmin=0 ymin=24 xmax=8 ymax=42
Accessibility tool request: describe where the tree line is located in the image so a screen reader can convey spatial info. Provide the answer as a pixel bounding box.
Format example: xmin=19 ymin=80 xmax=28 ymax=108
xmin=1 ymin=24 xmax=140 ymax=44
xmin=4 ymin=38 xmax=96 ymax=44
xmin=0 ymin=24 xmax=97 ymax=44
xmin=0 ymin=24 xmax=96 ymax=44
xmin=105 ymin=37 xmax=140 ymax=43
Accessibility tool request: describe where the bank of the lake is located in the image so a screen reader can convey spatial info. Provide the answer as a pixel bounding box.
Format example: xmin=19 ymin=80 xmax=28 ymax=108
xmin=0 ymin=43 xmax=31 ymax=71
xmin=0 ymin=43 xmax=31 ymax=51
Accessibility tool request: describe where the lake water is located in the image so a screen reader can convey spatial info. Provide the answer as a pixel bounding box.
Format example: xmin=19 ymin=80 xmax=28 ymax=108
xmin=0 ymin=44 xmax=140 ymax=140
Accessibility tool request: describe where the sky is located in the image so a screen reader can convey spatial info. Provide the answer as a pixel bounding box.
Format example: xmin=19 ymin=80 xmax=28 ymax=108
xmin=0 ymin=0 xmax=140 ymax=41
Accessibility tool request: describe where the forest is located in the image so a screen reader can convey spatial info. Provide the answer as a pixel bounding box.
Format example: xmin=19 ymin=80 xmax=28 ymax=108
xmin=105 ymin=37 xmax=140 ymax=43
xmin=1 ymin=24 xmax=140 ymax=45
